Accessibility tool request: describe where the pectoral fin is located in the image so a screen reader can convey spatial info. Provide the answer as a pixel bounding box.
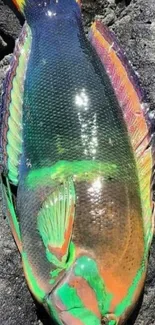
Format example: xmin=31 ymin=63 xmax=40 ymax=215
xmin=37 ymin=178 xmax=76 ymax=269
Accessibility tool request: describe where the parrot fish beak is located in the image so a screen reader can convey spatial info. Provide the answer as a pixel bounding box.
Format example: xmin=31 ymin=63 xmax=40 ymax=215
xmin=44 ymin=255 xmax=107 ymax=325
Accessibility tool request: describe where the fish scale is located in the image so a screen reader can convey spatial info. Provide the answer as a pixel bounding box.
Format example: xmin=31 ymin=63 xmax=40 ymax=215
xmin=22 ymin=18 xmax=132 ymax=168
xmin=0 ymin=1 xmax=154 ymax=325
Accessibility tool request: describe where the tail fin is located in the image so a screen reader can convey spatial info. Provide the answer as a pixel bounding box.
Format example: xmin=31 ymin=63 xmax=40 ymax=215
xmin=12 ymin=0 xmax=25 ymax=13
xmin=12 ymin=0 xmax=81 ymax=17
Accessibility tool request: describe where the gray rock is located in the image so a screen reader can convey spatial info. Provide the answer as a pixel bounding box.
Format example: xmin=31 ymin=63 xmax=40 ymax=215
xmin=0 ymin=0 xmax=22 ymax=37
xmin=0 ymin=0 xmax=155 ymax=324
xmin=0 ymin=0 xmax=23 ymax=60
xmin=0 ymin=36 xmax=7 ymax=50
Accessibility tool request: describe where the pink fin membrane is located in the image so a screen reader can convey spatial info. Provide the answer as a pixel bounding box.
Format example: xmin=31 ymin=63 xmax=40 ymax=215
xmin=89 ymin=20 xmax=154 ymax=246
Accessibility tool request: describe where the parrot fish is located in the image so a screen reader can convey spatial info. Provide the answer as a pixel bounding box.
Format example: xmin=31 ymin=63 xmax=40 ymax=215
xmin=0 ymin=0 xmax=154 ymax=324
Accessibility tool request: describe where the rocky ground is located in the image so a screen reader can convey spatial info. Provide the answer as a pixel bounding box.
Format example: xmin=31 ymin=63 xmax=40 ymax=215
xmin=0 ymin=0 xmax=155 ymax=324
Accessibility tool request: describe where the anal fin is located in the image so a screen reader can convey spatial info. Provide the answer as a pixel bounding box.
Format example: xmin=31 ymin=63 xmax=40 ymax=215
xmin=1 ymin=175 xmax=22 ymax=252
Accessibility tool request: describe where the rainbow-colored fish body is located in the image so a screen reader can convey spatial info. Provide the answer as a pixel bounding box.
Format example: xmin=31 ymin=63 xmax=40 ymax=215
xmin=0 ymin=0 xmax=154 ymax=324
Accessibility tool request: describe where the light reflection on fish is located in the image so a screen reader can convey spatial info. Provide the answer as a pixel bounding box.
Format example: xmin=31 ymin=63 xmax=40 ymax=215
xmin=0 ymin=0 xmax=154 ymax=324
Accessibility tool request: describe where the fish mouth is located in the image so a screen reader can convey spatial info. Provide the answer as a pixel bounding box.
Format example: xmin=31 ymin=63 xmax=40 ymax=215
xmin=44 ymin=273 xmax=119 ymax=325
xmin=44 ymin=257 xmax=104 ymax=325
xmin=43 ymin=254 xmax=121 ymax=325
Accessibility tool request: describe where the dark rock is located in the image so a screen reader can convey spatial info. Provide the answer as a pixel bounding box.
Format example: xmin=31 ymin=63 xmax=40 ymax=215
xmin=0 ymin=0 xmax=23 ymax=60
xmin=0 ymin=0 xmax=155 ymax=324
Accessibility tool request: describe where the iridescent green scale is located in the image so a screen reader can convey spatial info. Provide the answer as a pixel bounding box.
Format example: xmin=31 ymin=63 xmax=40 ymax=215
xmin=0 ymin=1 xmax=154 ymax=325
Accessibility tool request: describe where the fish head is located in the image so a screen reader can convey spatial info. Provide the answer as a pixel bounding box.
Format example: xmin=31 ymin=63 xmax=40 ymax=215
xmin=42 ymin=254 xmax=120 ymax=325
xmin=45 ymin=294 xmax=119 ymax=325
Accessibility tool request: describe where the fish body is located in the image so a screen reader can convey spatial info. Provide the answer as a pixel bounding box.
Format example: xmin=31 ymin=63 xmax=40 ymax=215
xmin=0 ymin=1 xmax=154 ymax=324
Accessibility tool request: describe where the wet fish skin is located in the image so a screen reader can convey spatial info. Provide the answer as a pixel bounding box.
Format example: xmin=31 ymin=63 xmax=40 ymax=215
xmin=0 ymin=1 xmax=154 ymax=325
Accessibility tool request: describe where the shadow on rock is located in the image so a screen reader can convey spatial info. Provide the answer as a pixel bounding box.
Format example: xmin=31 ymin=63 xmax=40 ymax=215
xmin=126 ymin=289 xmax=144 ymax=325
xmin=35 ymin=300 xmax=57 ymax=325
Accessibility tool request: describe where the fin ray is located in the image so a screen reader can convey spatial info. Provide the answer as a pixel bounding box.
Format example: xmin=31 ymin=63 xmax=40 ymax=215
xmin=89 ymin=21 xmax=153 ymax=247
xmin=37 ymin=178 xmax=76 ymax=268
xmin=0 ymin=23 xmax=32 ymax=185
xmin=1 ymin=176 xmax=22 ymax=252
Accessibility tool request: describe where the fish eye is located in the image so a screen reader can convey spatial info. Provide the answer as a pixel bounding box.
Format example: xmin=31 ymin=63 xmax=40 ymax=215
xmin=101 ymin=316 xmax=109 ymax=325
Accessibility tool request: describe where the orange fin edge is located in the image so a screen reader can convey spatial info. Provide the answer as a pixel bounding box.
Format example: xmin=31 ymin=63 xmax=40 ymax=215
xmin=89 ymin=21 xmax=154 ymax=246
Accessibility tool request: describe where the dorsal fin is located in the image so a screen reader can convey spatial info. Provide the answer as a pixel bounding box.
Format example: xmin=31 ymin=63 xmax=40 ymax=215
xmin=0 ymin=23 xmax=32 ymax=185
xmin=89 ymin=21 xmax=154 ymax=248
xmin=37 ymin=178 xmax=76 ymax=269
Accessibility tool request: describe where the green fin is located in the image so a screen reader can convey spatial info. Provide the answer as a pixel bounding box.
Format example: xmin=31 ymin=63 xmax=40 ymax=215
xmin=2 ymin=23 xmax=32 ymax=185
xmin=37 ymin=178 xmax=76 ymax=269
xmin=1 ymin=176 xmax=22 ymax=252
